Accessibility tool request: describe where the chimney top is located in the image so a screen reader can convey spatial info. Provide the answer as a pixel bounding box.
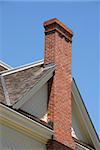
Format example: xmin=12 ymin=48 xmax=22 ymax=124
xmin=43 ymin=18 xmax=73 ymax=38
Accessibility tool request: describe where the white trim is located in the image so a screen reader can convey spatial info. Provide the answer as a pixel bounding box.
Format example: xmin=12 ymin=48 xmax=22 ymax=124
xmin=13 ymin=66 xmax=55 ymax=109
xmin=76 ymin=142 xmax=91 ymax=150
xmin=0 ymin=76 xmax=11 ymax=106
xmin=0 ymin=60 xmax=13 ymax=70
xmin=0 ymin=103 xmax=53 ymax=144
xmin=1 ymin=59 xmax=44 ymax=76
xmin=72 ymin=80 xmax=100 ymax=150
xmin=43 ymin=64 xmax=55 ymax=70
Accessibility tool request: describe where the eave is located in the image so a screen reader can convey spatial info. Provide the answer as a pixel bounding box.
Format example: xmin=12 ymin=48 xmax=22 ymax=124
xmin=0 ymin=103 xmax=53 ymax=144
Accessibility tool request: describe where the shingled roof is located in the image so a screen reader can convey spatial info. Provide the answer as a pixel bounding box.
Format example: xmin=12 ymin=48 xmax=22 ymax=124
xmin=0 ymin=60 xmax=99 ymax=149
xmin=0 ymin=60 xmax=12 ymax=72
xmin=0 ymin=79 xmax=5 ymax=103
xmin=0 ymin=60 xmax=55 ymax=106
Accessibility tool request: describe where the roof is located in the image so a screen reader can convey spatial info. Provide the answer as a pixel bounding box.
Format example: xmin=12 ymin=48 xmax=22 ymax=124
xmin=0 ymin=59 xmax=43 ymax=75
xmin=18 ymin=109 xmax=53 ymax=129
xmin=0 ymin=79 xmax=5 ymax=103
xmin=0 ymin=60 xmax=99 ymax=149
xmin=73 ymin=138 xmax=94 ymax=150
xmin=1 ymin=102 xmax=52 ymax=130
xmin=0 ymin=60 xmax=55 ymax=106
xmin=0 ymin=60 xmax=13 ymax=71
xmin=0 ymin=103 xmax=53 ymax=144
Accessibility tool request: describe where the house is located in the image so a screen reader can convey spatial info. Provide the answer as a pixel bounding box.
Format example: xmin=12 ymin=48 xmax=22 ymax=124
xmin=0 ymin=18 xmax=100 ymax=150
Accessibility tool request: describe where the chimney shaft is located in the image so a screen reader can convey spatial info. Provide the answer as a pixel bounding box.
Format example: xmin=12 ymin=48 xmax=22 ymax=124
xmin=44 ymin=18 xmax=75 ymax=150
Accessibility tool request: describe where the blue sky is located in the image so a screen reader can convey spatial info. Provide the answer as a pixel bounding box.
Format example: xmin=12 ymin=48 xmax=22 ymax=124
xmin=0 ymin=1 xmax=100 ymax=134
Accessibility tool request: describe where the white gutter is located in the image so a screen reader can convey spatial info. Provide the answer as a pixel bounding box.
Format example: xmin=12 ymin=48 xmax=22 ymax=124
xmin=0 ymin=103 xmax=53 ymax=144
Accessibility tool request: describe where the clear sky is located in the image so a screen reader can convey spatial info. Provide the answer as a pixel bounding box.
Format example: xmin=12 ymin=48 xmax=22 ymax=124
xmin=0 ymin=1 xmax=100 ymax=134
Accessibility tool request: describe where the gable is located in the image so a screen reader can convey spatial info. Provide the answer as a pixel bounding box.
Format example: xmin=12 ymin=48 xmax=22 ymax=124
xmin=72 ymin=79 xmax=100 ymax=150
xmin=0 ymin=61 xmax=12 ymax=72
xmin=72 ymin=94 xmax=93 ymax=146
xmin=13 ymin=65 xmax=55 ymax=109
xmin=21 ymin=83 xmax=48 ymax=121
xmin=0 ymin=59 xmax=99 ymax=150
xmin=2 ymin=65 xmax=44 ymax=105
xmin=0 ymin=63 xmax=54 ymax=107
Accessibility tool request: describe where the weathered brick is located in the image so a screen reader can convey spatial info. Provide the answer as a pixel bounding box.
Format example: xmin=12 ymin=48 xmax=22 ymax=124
xmin=44 ymin=18 xmax=75 ymax=150
xmin=46 ymin=140 xmax=72 ymax=150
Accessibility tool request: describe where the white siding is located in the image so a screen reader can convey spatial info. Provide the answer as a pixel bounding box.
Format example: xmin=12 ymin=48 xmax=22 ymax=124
xmin=0 ymin=124 xmax=46 ymax=150
xmin=21 ymin=83 xmax=48 ymax=121
xmin=72 ymin=96 xmax=93 ymax=146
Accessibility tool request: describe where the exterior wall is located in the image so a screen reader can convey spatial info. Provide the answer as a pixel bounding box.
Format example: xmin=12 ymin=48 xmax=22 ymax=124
xmin=21 ymin=83 xmax=48 ymax=121
xmin=0 ymin=124 xmax=46 ymax=150
xmin=72 ymin=96 xmax=93 ymax=146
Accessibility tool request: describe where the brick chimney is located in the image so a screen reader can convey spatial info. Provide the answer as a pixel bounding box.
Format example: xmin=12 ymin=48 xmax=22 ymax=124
xmin=44 ymin=18 xmax=75 ymax=150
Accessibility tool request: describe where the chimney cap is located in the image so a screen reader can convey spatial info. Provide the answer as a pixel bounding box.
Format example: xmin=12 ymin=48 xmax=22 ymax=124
xmin=43 ymin=18 xmax=73 ymax=36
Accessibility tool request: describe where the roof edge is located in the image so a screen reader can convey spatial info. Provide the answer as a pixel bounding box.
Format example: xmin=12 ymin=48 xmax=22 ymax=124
xmin=72 ymin=78 xmax=100 ymax=150
xmin=0 ymin=60 xmax=13 ymax=70
xmin=0 ymin=59 xmax=44 ymax=76
xmin=13 ymin=65 xmax=55 ymax=109
xmin=0 ymin=103 xmax=53 ymax=144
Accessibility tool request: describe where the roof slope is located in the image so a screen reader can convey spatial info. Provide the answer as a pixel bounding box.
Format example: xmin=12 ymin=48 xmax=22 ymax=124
xmin=0 ymin=79 xmax=5 ymax=103
xmin=0 ymin=60 xmax=55 ymax=106
xmin=0 ymin=60 xmax=12 ymax=71
xmin=3 ymin=65 xmax=44 ymax=104
xmin=0 ymin=60 xmax=99 ymax=150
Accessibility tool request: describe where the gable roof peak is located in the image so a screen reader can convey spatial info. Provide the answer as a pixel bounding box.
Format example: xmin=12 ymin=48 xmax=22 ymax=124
xmin=0 ymin=60 xmax=13 ymax=71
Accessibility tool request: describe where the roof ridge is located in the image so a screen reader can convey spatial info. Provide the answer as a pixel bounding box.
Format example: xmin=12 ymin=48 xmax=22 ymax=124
xmin=0 ymin=59 xmax=44 ymax=76
xmin=0 ymin=60 xmax=13 ymax=70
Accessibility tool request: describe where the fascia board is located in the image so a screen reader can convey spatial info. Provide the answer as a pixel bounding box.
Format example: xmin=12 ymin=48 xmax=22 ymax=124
xmin=1 ymin=60 xmax=44 ymax=76
xmin=0 ymin=60 xmax=13 ymax=70
xmin=72 ymin=80 xmax=100 ymax=150
xmin=13 ymin=67 xmax=55 ymax=109
xmin=0 ymin=104 xmax=53 ymax=144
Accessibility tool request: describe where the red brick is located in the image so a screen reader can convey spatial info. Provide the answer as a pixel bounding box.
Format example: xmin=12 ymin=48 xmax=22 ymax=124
xmin=44 ymin=18 xmax=75 ymax=150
